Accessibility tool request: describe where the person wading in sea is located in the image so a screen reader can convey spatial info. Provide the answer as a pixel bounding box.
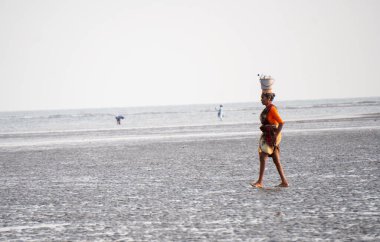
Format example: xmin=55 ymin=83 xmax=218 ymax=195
xmin=251 ymin=75 xmax=289 ymax=188
xmin=215 ymin=105 xmax=224 ymax=121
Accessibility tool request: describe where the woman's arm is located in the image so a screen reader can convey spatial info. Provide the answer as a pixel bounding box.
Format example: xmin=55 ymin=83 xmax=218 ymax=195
xmin=269 ymin=107 xmax=284 ymax=136
xmin=276 ymin=123 xmax=283 ymax=134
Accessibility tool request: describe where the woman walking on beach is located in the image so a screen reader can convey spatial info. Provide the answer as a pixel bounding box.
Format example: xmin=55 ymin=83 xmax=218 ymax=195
xmin=251 ymin=76 xmax=289 ymax=188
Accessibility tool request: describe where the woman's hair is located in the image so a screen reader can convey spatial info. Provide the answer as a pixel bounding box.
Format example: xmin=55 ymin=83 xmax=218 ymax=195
xmin=262 ymin=93 xmax=276 ymax=101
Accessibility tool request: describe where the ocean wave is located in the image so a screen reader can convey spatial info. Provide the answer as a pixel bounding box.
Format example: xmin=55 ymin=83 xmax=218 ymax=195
xmin=0 ymin=113 xmax=116 ymax=120
xmin=0 ymin=130 xmax=261 ymax=148
xmin=280 ymin=100 xmax=380 ymax=110
xmin=1 ymin=125 xmax=379 ymax=149
xmin=1 ymin=112 xmax=379 ymax=138
xmin=0 ymin=121 xmax=256 ymax=137
xmin=1 ymin=110 xmax=215 ymax=120
xmin=356 ymin=101 xmax=379 ymax=105
xmin=129 ymin=111 xmax=187 ymax=116
xmin=311 ymin=102 xmax=363 ymax=108
xmin=47 ymin=113 xmax=116 ymax=119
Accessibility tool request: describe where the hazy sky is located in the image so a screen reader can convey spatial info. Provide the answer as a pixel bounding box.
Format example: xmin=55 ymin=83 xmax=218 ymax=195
xmin=1 ymin=0 xmax=379 ymax=111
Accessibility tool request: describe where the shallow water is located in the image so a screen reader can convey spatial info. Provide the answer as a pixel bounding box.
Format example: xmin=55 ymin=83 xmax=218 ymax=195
xmin=1 ymin=96 xmax=379 ymax=133
xmin=1 ymin=98 xmax=379 ymax=240
xmin=0 ymin=128 xmax=379 ymax=241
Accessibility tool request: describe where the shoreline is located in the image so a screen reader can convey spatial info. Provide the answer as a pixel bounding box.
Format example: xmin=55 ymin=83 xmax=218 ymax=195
xmin=0 ymin=124 xmax=379 ymax=150
xmin=1 ymin=111 xmax=380 ymax=136
xmin=0 ymin=110 xmax=379 ymax=150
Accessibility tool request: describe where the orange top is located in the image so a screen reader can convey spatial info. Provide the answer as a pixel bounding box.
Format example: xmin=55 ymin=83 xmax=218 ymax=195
xmin=267 ymin=106 xmax=284 ymax=125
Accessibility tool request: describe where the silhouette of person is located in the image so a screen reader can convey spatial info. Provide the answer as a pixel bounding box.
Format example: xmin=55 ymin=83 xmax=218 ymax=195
xmin=115 ymin=115 xmax=124 ymax=125
xmin=215 ymin=105 xmax=224 ymax=121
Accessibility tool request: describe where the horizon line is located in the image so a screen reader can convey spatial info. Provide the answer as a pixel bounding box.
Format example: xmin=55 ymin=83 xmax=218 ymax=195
xmin=0 ymin=95 xmax=379 ymax=113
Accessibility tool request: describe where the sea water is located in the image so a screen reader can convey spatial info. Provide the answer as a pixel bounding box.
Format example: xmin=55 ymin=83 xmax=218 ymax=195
xmin=0 ymin=97 xmax=379 ymax=241
xmin=0 ymin=97 xmax=379 ymax=149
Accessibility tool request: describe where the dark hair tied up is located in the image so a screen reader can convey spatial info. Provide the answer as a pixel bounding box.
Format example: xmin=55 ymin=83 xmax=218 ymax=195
xmin=262 ymin=93 xmax=275 ymax=101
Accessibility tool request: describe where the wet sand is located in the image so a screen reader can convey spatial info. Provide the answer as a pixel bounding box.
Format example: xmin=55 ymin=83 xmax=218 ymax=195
xmin=0 ymin=128 xmax=379 ymax=241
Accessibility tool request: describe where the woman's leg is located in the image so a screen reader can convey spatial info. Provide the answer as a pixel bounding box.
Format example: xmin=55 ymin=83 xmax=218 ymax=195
xmin=271 ymin=148 xmax=289 ymax=187
xmin=251 ymin=151 xmax=268 ymax=188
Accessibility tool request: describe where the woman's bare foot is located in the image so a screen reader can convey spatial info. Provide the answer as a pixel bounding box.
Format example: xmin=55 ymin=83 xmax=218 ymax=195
xmin=250 ymin=181 xmax=263 ymax=188
xmin=276 ymin=182 xmax=289 ymax=187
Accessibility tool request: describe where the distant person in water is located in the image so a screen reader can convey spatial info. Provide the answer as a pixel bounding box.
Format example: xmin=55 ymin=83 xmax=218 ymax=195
xmin=251 ymin=91 xmax=289 ymax=188
xmin=215 ymin=105 xmax=224 ymax=121
xmin=115 ymin=115 xmax=124 ymax=125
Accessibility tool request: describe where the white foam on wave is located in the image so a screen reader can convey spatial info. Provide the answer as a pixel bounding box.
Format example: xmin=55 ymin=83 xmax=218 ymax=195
xmin=2 ymin=111 xmax=377 ymax=136
xmin=284 ymin=125 xmax=380 ymax=133
xmin=0 ymin=125 xmax=379 ymax=149
xmin=0 ymin=131 xmax=261 ymax=148
xmin=0 ymin=223 xmax=69 ymax=232
xmin=0 ymin=121 xmax=255 ymax=136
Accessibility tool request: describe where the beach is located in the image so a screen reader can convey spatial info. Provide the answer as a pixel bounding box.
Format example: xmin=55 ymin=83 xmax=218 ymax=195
xmin=1 ymin=0 xmax=380 ymax=239
xmin=1 ymin=126 xmax=379 ymax=241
